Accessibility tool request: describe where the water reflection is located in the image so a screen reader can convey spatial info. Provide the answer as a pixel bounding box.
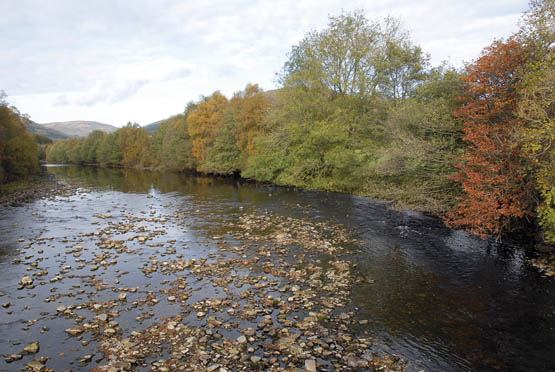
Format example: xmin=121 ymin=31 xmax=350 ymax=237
xmin=43 ymin=166 xmax=555 ymax=372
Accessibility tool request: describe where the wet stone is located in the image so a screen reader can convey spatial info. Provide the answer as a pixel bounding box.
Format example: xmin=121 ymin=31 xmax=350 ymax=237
xmin=65 ymin=327 xmax=83 ymax=336
xmin=23 ymin=341 xmax=39 ymax=354
xmin=95 ymin=314 xmax=108 ymax=322
xmin=4 ymin=354 xmax=22 ymax=363
xmin=26 ymin=360 xmax=45 ymax=372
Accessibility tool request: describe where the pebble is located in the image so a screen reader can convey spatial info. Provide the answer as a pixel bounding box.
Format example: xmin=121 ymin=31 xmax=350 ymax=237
xmin=305 ymin=359 xmax=317 ymax=372
xmin=23 ymin=341 xmax=39 ymax=354
xmin=65 ymin=328 xmax=83 ymax=336
xmin=26 ymin=360 xmax=45 ymax=372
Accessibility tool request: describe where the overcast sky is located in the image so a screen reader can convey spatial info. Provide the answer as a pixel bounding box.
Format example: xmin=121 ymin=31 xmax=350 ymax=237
xmin=1 ymin=0 xmax=530 ymax=126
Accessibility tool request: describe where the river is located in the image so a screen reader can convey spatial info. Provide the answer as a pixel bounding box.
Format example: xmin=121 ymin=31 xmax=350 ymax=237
xmin=0 ymin=165 xmax=553 ymax=371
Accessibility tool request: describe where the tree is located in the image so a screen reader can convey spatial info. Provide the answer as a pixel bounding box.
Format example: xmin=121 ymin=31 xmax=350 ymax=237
xmin=374 ymin=17 xmax=430 ymax=104
xmin=246 ymin=11 xmax=427 ymax=192
xmin=202 ymin=108 xmax=242 ymax=174
xmin=97 ymin=132 xmax=122 ymax=166
xmin=157 ymin=114 xmax=194 ymax=171
xmin=118 ymin=123 xmax=149 ymax=168
xmin=187 ymin=91 xmax=229 ymax=166
xmin=283 ymin=10 xmax=381 ymax=98
xmin=517 ymin=0 xmax=555 ymax=244
xmin=445 ymin=38 xmax=534 ymax=239
xmin=230 ymin=84 xmax=267 ymax=167
xmin=0 ymin=97 xmax=39 ymax=183
xmin=80 ymin=130 xmax=106 ymax=163
xmin=367 ymin=66 xmax=463 ymax=213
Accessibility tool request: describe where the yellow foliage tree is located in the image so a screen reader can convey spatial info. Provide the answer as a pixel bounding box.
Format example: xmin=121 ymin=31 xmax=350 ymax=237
xmin=230 ymin=84 xmax=267 ymax=166
xmin=118 ymin=123 xmax=149 ymax=168
xmin=187 ymin=91 xmax=229 ymax=165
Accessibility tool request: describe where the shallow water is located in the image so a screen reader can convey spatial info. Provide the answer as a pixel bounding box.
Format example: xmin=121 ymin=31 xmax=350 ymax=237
xmin=0 ymin=165 xmax=553 ymax=371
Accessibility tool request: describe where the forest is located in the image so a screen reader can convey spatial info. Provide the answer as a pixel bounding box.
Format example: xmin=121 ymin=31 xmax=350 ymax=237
xmin=17 ymin=0 xmax=553 ymax=247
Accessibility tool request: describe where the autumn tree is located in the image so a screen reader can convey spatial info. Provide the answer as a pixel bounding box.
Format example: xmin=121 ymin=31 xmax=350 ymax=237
xmin=118 ymin=123 xmax=149 ymax=168
xmin=445 ymin=38 xmax=534 ymax=239
xmin=230 ymin=84 xmax=267 ymax=166
xmin=187 ymin=91 xmax=229 ymax=166
xmin=0 ymin=94 xmax=40 ymax=183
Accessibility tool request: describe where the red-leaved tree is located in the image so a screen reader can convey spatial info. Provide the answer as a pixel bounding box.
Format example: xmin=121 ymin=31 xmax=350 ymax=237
xmin=445 ymin=38 xmax=535 ymax=239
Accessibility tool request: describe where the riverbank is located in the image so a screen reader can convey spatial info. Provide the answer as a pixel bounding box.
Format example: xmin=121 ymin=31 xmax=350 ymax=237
xmin=0 ymin=173 xmax=66 ymax=208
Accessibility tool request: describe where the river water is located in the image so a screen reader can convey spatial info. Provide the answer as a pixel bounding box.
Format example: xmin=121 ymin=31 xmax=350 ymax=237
xmin=0 ymin=165 xmax=553 ymax=371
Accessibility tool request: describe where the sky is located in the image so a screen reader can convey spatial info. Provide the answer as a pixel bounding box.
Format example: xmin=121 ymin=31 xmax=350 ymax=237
xmin=1 ymin=0 xmax=530 ymax=127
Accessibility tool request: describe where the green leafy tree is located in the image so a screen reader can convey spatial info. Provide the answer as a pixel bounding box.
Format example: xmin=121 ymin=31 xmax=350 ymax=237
xmin=202 ymin=108 xmax=241 ymax=174
xmin=374 ymin=18 xmax=430 ymax=104
xmin=517 ymin=0 xmax=555 ymax=244
xmin=367 ymin=66 xmax=463 ymax=213
xmin=97 ymin=132 xmax=122 ymax=166
xmin=283 ymin=10 xmax=381 ymax=98
xmin=158 ymin=113 xmax=195 ymax=171
xmin=246 ymin=11 xmax=426 ymax=192
xmin=80 ymin=130 xmax=106 ymax=163
xmin=46 ymin=140 xmax=68 ymax=163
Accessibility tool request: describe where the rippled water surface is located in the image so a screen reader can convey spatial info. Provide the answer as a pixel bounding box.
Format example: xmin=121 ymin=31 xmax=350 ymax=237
xmin=0 ymin=166 xmax=553 ymax=371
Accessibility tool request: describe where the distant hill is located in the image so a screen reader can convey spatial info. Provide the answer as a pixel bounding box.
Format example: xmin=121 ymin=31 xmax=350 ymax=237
xmin=23 ymin=118 xmax=69 ymax=140
xmin=41 ymin=121 xmax=117 ymax=138
xmin=143 ymin=119 xmax=164 ymax=135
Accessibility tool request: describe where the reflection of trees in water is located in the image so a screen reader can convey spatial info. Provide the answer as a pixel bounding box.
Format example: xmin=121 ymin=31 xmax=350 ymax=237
xmin=47 ymin=165 xmax=272 ymax=203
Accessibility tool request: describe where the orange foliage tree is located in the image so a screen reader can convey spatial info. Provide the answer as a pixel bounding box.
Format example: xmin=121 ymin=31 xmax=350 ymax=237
xmin=187 ymin=91 xmax=229 ymax=165
xmin=230 ymin=84 xmax=267 ymax=165
xmin=445 ymin=38 xmax=535 ymax=239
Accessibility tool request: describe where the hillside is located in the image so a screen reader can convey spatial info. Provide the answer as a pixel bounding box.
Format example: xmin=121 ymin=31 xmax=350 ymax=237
xmin=23 ymin=118 xmax=69 ymax=140
xmin=143 ymin=119 xmax=164 ymax=134
xmin=41 ymin=120 xmax=117 ymax=137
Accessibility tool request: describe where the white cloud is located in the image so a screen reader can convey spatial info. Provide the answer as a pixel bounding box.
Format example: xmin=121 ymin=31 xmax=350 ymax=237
xmin=53 ymin=94 xmax=70 ymax=107
xmin=1 ymin=0 xmax=530 ymax=125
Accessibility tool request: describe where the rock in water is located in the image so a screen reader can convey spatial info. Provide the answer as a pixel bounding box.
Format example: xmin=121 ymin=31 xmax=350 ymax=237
xmin=26 ymin=360 xmax=45 ymax=372
xmin=23 ymin=341 xmax=39 ymax=354
xmin=20 ymin=276 xmax=33 ymax=286
xmin=65 ymin=328 xmax=83 ymax=336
